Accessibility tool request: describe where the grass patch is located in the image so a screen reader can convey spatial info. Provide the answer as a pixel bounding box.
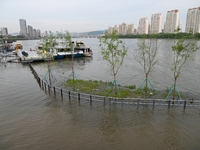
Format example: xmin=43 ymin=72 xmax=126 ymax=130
xmin=64 ymin=79 xmax=158 ymax=98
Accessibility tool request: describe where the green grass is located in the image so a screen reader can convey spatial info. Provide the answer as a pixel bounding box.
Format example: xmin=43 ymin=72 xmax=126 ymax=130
xmin=64 ymin=79 xmax=188 ymax=99
xmin=64 ymin=79 xmax=147 ymax=98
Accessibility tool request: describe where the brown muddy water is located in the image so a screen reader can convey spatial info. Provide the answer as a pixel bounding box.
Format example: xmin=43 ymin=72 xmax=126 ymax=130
xmin=0 ymin=39 xmax=200 ymax=150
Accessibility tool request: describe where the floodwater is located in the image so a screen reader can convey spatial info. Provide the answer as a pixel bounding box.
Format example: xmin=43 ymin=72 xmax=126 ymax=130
xmin=0 ymin=39 xmax=200 ymax=150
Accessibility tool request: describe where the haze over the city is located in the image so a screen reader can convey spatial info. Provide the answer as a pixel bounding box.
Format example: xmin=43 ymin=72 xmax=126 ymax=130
xmin=0 ymin=0 xmax=199 ymax=33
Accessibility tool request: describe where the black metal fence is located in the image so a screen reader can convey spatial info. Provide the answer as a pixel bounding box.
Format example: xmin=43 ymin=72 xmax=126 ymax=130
xmin=29 ymin=63 xmax=200 ymax=110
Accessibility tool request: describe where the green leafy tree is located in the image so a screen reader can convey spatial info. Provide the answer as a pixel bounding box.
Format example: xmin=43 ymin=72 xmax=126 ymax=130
xmin=99 ymin=31 xmax=127 ymax=95
xmin=134 ymin=35 xmax=161 ymax=98
xmin=168 ymin=28 xmax=199 ymax=99
xmin=41 ymin=33 xmax=55 ymax=56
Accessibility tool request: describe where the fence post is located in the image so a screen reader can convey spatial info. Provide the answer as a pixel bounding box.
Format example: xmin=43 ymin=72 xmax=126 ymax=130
xmin=184 ymin=100 xmax=187 ymax=110
xmin=90 ymin=95 xmax=92 ymax=105
xmin=68 ymin=91 xmax=71 ymax=100
xmin=53 ymin=87 xmax=56 ymax=97
xmin=48 ymin=85 xmax=50 ymax=94
xmin=78 ymin=93 xmax=80 ymax=103
xmin=41 ymin=80 xmax=43 ymax=89
xmin=61 ymin=88 xmax=63 ymax=98
xmin=137 ymin=99 xmax=140 ymax=108
xmin=38 ymin=78 xmax=41 ymax=87
xmin=44 ymin=82 xmax=46 ymax=92
xmin=168 ymin=100 xmax=171 ymax=109
xmin=153 ymin=99 xmax=155 ymax=109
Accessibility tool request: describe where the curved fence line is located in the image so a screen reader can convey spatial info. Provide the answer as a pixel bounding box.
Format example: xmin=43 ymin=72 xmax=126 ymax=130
xmin=29 ymin=63 xmax=200 ymax=110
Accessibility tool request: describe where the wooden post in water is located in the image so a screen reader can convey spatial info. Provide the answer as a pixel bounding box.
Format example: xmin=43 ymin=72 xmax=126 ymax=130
xmin=78 ymin=93 xmax=80 ymax=103
xmin=48 ymin=85 xmax=50 ymax=94
xmin=53 ymin=87 xmax=56 ymax=97
xmin=137 ymin=99 xmax=140 ymax=108
xmin=168 ymin=100 xmax=171 ymax=109
xmin=61 ymin=88 xmax=63 ymax=98
xmin=104 ymin=97 xmax=106 ymax=106
xmin=153 ymin=99 xmax=155 ymax=109
xmin=184 ymin=100 xmax=187 ymax=110
xmin=41 ymin=80 xmax=43 ymax=89
xmin=44 ymin=82 xmax=46 ymax=92
xmin=90 ymin=95 xmax=92 ymax=105
xmin=68 ymin=91 xmax=71 ymax=100
xmin=38 ymin=77 xmax=41 ymax=87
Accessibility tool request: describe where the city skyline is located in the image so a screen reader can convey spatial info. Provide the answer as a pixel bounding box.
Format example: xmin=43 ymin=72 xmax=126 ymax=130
xmin=0 ymin=0 xmax=200 ymax=34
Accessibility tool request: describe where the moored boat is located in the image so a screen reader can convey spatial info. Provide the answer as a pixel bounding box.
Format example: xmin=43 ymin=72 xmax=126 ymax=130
xmin=83 ymin=47 xmax=93 ymax=57
xmin=35 ymin=39 xmax=93 ymax=59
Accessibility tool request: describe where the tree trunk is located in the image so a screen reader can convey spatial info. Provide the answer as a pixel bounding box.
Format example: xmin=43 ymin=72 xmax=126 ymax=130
xmin=48 ymin=63 xmax=52 ymax=86
xmin=72 ymin=46 xmax=75 ymax=81
xmin=173 ymin=78 xmax=177 ymax=100
xmin=145 ymin=74 xmax=148 ymax=98
xmin=114 ymin=73 xmax=117 ymax=96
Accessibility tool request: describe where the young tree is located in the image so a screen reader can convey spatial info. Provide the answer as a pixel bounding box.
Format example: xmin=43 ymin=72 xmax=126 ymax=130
xmin=63 ymin=31 xmax=77 ymax=81
xmin=99 ymin=31 xmax=127 ymax=95
xmin=167 ymin=28 xmax=199 ymax=99
xmin=41 ymin=33 xmax=56 ymax=57
xmin=134 ymin=36 xmax=160 ymax=98
xmin=41 ymin=34 xmax=56 ymax=86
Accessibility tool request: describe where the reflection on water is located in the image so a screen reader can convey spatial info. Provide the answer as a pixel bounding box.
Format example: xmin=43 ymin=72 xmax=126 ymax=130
xmin=0 ymin=39 xmax=200 ymax=150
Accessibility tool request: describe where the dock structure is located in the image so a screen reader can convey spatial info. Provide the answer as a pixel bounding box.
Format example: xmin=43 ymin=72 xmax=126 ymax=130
xmin=17 ymin=49 xmax=52 ymax=63
xmin=16 ymin=44 xmax=53 ymax=63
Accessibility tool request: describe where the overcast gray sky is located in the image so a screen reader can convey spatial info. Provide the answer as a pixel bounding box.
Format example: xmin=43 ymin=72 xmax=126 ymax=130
xmin=0 ymin=0 xmax=199 ymax=33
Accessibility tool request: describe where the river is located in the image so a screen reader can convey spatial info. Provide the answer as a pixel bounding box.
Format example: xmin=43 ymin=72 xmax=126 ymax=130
xmin=0 ymin=38 xmax=200 ymax=150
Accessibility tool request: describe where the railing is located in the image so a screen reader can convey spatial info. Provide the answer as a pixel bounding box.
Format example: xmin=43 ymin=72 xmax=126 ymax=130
xmin=29 ymin=63 xmax=200 ymax=110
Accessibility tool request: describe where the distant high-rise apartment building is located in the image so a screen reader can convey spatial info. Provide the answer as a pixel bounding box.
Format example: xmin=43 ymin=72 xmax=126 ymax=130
xmin=118 ymin=25 xmax=122 ymax=34
xmin=33 ymin=29 xmax=36 ymax=38
xmin=138 ymin=18 xmax=148 ymax=34
xmin=27 ymin=25 xmax=33 ymax=39
xmin=127 ymin=24 xmax=134 ymax=34
xmin=114 ymin=25 xmax=119 ymax=34
xmin=37 ymin=29 xmax=41 ymax=37
xmin=1 ymin=27 xmax=8 ymax=36
xmin=185 ymin=7 xmax=200 ymax=34
xmin=49 ymin=31 xmax=53 ymax=36
xmin=55 ymin=31 xmax=58 ymax=36
xmin=164 ymin=9 xmax=180 ymax=33
xmin=150 ymin=13 xmax=162 ymax=34
xmin=134 ymin=28 xmax=138 ymax=34
xmin=44 ymin=31 xmax=48 ymax=37
xmin=108 ymin=27 xmax=114 ymax=34
xmin=119 ymin=22 xmax=127 ymax=35
xmin=19 ymin=19 xmax=27 ymax=37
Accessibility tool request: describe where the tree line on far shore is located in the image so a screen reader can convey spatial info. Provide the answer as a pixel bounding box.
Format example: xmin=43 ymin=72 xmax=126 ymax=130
xmin=1 ymin=32 xmax=200 ymax=43
xmin=118 ymin=32 xmax=200 ymax=39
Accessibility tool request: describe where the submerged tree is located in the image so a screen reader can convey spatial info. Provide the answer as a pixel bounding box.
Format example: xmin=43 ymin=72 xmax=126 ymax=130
xmin=167 ymin=28 xmax=199 ymax=99
xmin=134 ymin=35 xmax=161 ymax=98
xmin=63 ymin=31 xmax=77 ymax=81
xmin=99 ymin=31 xmax=127 ymax=95
xmin=41 ymin=34 xmax=56 ymax=86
